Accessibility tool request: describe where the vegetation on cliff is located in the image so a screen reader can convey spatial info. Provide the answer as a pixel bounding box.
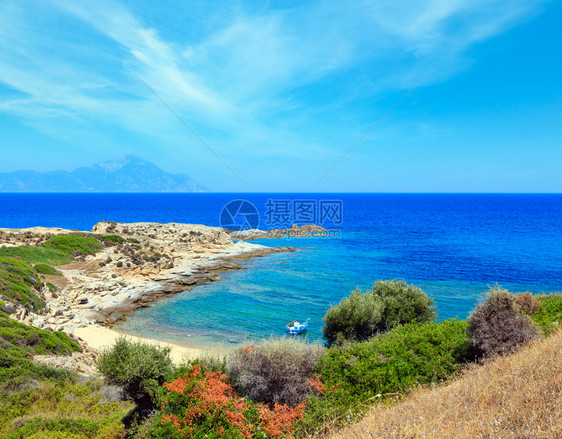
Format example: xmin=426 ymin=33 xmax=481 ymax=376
xmin=0 ymin=233 xmax=129 ymax=314
xmin=43 ymin=234 xmax=105 ymax=256
xmin=0 ymin=309 xmax=80 ymax=390
xmin=0 ymin=310 xmax=132 ymax=438
xmin=33 ymin=263 xmax=63 ymax=276
xmin=331 ymin=327 xmax=562 ymax=439
xmin=0 ymin=257 xmax=45 ymax=311
xmin=0 ymin=233 xmax=119 ymax=269
xmin=1 ymin=251 xmax=561 ymax=439
xmin=0 ymin=245 xmax=71 ymax=265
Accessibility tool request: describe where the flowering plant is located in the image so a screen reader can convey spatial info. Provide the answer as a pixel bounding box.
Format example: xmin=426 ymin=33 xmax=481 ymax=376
xmin=138 ymin=363 xmax=306 ymax=438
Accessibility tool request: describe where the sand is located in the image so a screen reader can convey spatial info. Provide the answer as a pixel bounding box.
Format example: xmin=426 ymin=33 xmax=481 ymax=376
xmin=74 ymin=325 xmax=211 ymax=364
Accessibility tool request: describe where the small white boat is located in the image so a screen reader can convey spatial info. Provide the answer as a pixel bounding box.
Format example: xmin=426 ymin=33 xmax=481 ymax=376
xmin=286 ymin=318 xmax=309 ymax=335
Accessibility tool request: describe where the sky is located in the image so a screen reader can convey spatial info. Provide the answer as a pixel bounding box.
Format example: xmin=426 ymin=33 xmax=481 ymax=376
xmin=0 ymin=0 xmax=561 ymax=192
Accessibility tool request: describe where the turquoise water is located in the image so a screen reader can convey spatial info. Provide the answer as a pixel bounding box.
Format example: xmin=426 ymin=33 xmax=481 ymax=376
xmin=117 ymin=237 xmax=503 ymax=350
xmin=2 ymin=193 xmax=562 ymax=350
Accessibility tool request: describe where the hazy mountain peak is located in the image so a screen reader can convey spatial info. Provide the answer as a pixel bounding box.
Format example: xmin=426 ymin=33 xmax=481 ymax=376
xmin=0 ymin=156 xmax=205 ymax=193
xmin=96 ymin=154 xmax=149 ymax=172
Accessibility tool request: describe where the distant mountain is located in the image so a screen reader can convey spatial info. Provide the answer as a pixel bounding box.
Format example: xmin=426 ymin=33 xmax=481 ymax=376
xmin=0 ymin=155 xmax=205 ymax=192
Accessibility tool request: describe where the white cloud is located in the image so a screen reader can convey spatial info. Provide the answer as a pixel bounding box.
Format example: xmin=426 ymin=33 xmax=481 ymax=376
xmin=0 ymin=0 xmax=549 ymax=188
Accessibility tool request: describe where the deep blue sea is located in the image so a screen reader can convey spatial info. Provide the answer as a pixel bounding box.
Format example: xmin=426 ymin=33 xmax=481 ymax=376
xmin=2 ymin=193 xmax=562 ymax=350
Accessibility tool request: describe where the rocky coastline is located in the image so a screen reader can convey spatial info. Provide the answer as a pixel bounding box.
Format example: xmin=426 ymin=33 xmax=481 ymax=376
xmin=1 ymin=221 xmax=295 ymax=372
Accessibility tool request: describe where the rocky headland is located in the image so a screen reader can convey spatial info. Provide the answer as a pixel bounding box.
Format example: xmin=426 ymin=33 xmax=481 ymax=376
xmin=0 ymin=221 xmax=295 ymax=371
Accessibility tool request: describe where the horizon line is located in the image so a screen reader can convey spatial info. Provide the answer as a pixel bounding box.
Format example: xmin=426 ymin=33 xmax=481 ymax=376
xmin=1 ymin=192 xmax=562 ymax=195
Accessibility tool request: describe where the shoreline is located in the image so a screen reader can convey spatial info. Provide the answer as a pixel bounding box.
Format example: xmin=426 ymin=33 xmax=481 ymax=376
xmin=74 ymin=325 xmax=215 ymax=364
xmin=1 ymin=221 xmax=295 ymax=368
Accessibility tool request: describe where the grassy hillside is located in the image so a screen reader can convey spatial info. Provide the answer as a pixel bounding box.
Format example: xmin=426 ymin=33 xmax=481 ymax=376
xmin=0 ymin=310 xmax=81 ymax=391
xmin=331 ymin=329 xmax=562 ymax=439
xmin=0 ymin=233 xmax=108 ymax=267
xmin=0 ymin=310 xmax=132 ymax=438
xmin=297 ymin=320 xmax=474 ymax=436
xmin=0 ymin=379 xmax=133 ymax=439
xmin=0 ymin=231 xmax=137 ymax=439
xmin=0 ymin=233 xmax=115 ymax=311
xmin=0 ymin=247 xmax=72 ymax=265
xmin=0 ymin=258 xmax=45 ymax=311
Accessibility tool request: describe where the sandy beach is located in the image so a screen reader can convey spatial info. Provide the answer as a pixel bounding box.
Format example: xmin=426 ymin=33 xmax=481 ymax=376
xmin=1 ymin=221 xmax=292 ymax=371
xmin=74 ymin=324 xmax=212 ymax=364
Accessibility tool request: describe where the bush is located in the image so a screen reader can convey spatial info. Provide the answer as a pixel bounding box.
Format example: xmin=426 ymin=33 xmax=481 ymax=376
xmin=515 ymin=292 xmax=538 ymax=315
xmin=44 ymin=234 xmax=104 ymax=256
xmin=0 ymin=246 xmax=72 ymax=265
xmin=95 ymin=338 xmax=173 ymax=414
xmin=137 ymin=363 xmax=305 ymax=439
xmin=468 ymin=286 xmax=539 ymax=358
xmin=227 ymin=337 xmax=325 ymax=407
xmin=0 ymin=355 xmax=76 ymax=392
xmin=0 ymin=313 xmax=81 ymax=391
xmin=0 ymin=315 xmax=81 ymax=358
xmin=323 ymin=280 xmax=436 ymax=347
xmin=0 ymin=257 xmax=44 ymax=311
xmin=101 ymin=235 xmax=127 ymax=244
xmin=297 ymin=319 xmax=473 ymax=436
xmin=0 ymin=379 xmax=132 ymax=438
xmin=34 ymin=264 xmax=63 ymax=276
xmin=298 ymin=320 xmax=474 ymax=436
xmin=530 ymin=293 xmax=562 ymax=335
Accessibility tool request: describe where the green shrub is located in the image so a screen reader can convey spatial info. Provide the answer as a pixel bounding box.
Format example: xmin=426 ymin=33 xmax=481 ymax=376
xmin=0 ymin=379 xmax=132 ymax=438
xmin=0 ymin=257 xmax=44 ymax=310
xmin=530 ymin=293 xmax=562 ymax=335
xmin=0 ymin=314 xmax=80 ymax=359
xmin=0 ymin=315 xmax=81 ymax=391
xmin=0 ymin=247 xmax=71 ymax=265
xmin=0 ymin=356 xmax=76 ymax=392
xmin=33 ymin=264 xmax=62 ymax=276
xmin=96 ymin=338 xmax=173 ymax=414
xmin=323 ymin=280 xmax=436 ymax=347
xmin=227 ymin=337 xmax=325 ymax=407
xmin=44 ymin=234 xmax=104 ymax=256
xmin=298 ymin=319 xmax=473 ymax=436
xmin=468 ymin=286 xmax=539 ymax=358
xmin=101 ymin=235 xmax=127 ymax=244
xmin=175 ymin=352 xmax=227 ymax=376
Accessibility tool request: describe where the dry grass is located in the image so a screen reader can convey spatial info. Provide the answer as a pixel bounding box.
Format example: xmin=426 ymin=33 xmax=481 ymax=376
xmin=330 ymin=330 xmax=562 ymax=439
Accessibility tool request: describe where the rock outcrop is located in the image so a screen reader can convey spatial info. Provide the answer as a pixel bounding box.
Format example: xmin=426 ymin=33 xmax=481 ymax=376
xmin=2 ymin=221 xmax=295 ymax=356
xmin=229 ymin=224 xmax=328 ymax=240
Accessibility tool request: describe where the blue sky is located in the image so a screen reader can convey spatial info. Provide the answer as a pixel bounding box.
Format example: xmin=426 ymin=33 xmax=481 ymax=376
xmin=0 ymin=0 xmax=560 ymax=192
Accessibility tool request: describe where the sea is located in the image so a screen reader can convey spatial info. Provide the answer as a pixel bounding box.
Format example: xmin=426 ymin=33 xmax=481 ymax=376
xmin=1 ymin=193 xmax=561 ymax=350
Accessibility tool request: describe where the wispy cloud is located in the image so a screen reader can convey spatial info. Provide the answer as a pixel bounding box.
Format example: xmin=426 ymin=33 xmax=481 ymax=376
xmin=0 ymin=0 xmax=549 ymax=189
